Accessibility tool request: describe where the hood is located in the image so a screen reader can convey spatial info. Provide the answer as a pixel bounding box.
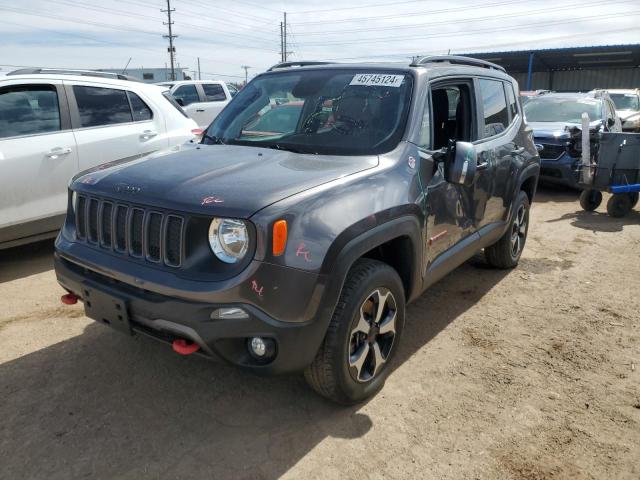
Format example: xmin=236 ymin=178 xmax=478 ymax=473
xmin=617 ymin=109 xmax=640 ymax=121
xmin=527 ymin=120 xmax=602 ymax=139
xmin=72 ymin=144 xmax=378 ymax=218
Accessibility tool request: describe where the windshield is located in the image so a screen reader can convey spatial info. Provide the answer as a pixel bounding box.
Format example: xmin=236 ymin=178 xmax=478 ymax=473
xmin=610 ymin=93 xmax=640 ymax=111
xmin=524 ymin=97 xmax=601 ymax=123
xmin=204 ymin=69 xmax=413 ymax=155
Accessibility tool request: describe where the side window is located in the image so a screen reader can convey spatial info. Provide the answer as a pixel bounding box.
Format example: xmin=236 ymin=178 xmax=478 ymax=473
xmin=478 ymin=79 xmax=509 ymax=138
xmin=73 ymin=86 xmax=132 ymax=128
xmin=0 ymin=85 xmax=61 ymax=139
xmin=227 ymin=84 xmax=239 ymax=98
xmin=429 ymin=82 xmax=474 ymax=150
xmin=418 ymin=97 xmax=431 ymax=150
xmin=128 ymin=92 xmax=153 ymax=121
xmin=202 ymin=84 xmax=226 ymax=102
xmin=172 ymin=84 xmax=199 ymax=106
xmin=505 ymin=82 xmax=518 ymax=120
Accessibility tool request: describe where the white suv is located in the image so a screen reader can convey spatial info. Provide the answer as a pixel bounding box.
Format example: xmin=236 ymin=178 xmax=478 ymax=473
xmin=0 ymin=68 xmax=199 ymax=249
xmin=158 ymin=80 xmax=238 ymax=128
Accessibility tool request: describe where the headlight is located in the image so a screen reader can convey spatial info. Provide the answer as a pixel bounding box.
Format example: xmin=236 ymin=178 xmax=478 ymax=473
xmin=208 ymin=218 xmax=249 ymax=263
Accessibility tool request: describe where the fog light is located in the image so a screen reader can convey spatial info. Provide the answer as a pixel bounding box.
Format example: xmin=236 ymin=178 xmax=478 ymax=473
xmin=248 ymin=336 xmax=276 ymax=360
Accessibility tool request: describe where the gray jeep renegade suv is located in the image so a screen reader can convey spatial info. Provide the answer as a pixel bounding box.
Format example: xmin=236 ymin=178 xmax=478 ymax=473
xmin=55 ymin=56 xmax=540 ymax=404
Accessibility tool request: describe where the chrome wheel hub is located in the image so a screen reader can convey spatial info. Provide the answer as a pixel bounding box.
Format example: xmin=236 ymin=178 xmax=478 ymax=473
xmin=348 ymin=288 xmax=397 ymax=383
xmin=510 ymin=204 xmax=528 ymax=258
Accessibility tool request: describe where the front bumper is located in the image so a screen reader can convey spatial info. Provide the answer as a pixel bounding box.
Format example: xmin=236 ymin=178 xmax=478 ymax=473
xmin=539 ymin=153 xmax=581 ymax=189
xmin=54 ymin=239 xmax=333 ymax=375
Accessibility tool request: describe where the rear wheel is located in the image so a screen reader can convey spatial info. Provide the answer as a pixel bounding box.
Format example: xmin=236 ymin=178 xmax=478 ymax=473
xmin=606 ymin=193 xmax=633 ymax=218
xmin=485 ymin=190 xmax=530 ymax=269
xmin=304 ymin=259 xmax=405 ymax=404
xmin=579 ymin=189 xmax=602 ymax=211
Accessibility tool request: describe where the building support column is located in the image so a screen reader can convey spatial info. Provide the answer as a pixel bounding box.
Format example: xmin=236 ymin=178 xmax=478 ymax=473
xmin=526 ymin=52 xmax=534 ymax=90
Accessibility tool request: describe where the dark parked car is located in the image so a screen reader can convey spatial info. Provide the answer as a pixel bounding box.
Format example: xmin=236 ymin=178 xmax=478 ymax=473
xmin=524 ymin=91 xmax=622 ymax=189
xmin=55 ymin=57 xmax=540 ymax=404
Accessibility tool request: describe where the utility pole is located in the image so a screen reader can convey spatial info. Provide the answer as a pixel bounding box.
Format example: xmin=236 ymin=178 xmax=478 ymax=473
xmin=197 ymin=57 xmax=201 ymax=80
xmin=161 ymin=0 xmax=177 ymax=81
xmin=241 ymin=65 xmax=251 ymax=85
xmin=280 ymin=22 xmax=284 ymax=62
xmin=283 ymin=12 xmax=288 ymax=62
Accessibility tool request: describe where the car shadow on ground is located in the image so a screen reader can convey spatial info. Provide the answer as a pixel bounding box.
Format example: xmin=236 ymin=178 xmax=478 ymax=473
xmin=0 ymin=259 xmax=510 ymax=480
xmin=0 ymin=239 xmax=55 ymax=283
xmin=546 ymin=208 xmax=640 ymax=233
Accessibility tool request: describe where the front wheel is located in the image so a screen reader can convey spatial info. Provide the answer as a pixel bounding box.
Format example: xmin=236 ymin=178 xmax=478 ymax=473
xmin=485 ymin=190 xmax=530 ymax=269
xmin=304 ymin=259 xmax=405 ymax=404
xmin=628 ymin=192 xmax=639 ymax=209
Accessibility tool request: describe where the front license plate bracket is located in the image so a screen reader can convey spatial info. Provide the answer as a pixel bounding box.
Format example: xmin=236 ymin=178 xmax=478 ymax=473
xmin=83 ymin=284 xmax=132 ymax=335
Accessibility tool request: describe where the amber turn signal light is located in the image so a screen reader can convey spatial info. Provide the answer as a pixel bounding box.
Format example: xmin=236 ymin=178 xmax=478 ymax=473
xmin=273 ymin=220 xmax=288 ymax=256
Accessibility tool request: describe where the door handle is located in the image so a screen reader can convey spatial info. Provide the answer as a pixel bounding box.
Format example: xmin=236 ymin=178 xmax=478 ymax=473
xmin=195 ymin=109 xmax=205 ymax=112
xmin=46 ymin=147 xmax=72 ymax=159
xmin=140 ymin=130 xmax=158 ymax=140
xmin=510 ymin=146 xmax=525 ymax=156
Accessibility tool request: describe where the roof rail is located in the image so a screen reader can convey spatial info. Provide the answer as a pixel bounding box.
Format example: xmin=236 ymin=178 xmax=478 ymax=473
xmin=411 ymin=55 xmax=506 ymax=72
xmin=7 ymin=68 xmax=141 ymax=81
xmin=267 ymin=61 xmax=335 ymax=72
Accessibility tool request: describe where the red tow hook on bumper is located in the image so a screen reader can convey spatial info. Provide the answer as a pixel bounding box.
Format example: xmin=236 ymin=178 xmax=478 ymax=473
xmin=61 ymin=293 xmax=79 ymax=305
xmin=172 ymin=339 xmax=201 ymax=355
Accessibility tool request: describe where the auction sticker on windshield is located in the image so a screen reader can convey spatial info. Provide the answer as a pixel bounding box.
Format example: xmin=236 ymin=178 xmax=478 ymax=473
xmin=350 ymin=74 xmax=405 ymax=87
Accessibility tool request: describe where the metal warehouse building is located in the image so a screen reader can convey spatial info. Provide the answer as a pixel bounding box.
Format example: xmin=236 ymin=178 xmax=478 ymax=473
xmin=466 ymin=44 xmax=640 ymax=92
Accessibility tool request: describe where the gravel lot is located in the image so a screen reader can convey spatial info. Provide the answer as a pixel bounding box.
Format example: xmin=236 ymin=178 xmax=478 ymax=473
xmin=1 ymin=187 xmax=638 ymax=480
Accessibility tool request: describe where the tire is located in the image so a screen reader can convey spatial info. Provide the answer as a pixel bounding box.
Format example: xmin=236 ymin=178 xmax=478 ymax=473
xmin=579 ymin=189 xmax=603 ymax=212
xmin=628 ymin=192 xmax=639 ymax=209
xmin=485 ymin=190 xmax=530 ymax=269
xmin=304 ymin=259 xmax=405 ymax=405
xmin=606 ymin=193 xmax=632 ymax=218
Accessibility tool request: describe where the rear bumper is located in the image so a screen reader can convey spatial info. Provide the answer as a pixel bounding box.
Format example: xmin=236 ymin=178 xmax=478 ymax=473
xmin=54 ymin=241 xmax=333 ymax=375
xmin=539 ymin=154 xmax=581 ymax=189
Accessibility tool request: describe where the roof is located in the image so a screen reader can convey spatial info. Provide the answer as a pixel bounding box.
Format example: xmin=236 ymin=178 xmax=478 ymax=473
xmin=463 ymin=44 xmax=640 ymax=73
xmin=1 ymin=73 xmax=169 ymax=91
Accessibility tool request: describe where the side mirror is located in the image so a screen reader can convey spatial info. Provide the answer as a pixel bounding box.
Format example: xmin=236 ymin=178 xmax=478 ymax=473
xmin=444 ymin=141 xmax=477 ymax=186
xmin=607 ymin=117 xmax=615 ymax=128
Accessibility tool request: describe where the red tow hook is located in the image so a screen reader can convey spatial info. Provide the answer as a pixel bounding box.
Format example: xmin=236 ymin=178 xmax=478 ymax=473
xmin=61 ymin=293 xmax=79 ymax=305
xmin=172 ymin=339 xmax=201 ymax=355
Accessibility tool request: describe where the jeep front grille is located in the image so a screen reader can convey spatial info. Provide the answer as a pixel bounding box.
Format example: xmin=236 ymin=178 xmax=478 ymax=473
xmin=538 ymin=143 xmax=567 ymax=160
xmin=75 ymin=195 xmax=184 ymax=267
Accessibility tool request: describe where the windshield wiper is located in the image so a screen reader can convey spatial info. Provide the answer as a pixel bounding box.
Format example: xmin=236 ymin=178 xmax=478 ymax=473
xmin=202 ymin=133 xmax=225 ymax=145
xmin=264 ymin=143 xmax=308 ymax=154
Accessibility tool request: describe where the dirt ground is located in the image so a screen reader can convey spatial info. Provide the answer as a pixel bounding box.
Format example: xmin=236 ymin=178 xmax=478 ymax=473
xmin=0 ymin=187 xmax=638 ymax=480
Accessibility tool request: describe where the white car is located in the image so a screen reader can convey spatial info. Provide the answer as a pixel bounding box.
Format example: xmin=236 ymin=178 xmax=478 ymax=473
xmin=157 ymin=80 xmax=238 ymax=128
xmin=608 ymin=88 xmax=640 ymax=132
xmin=0 ymin=68 xmax=199 ymax=249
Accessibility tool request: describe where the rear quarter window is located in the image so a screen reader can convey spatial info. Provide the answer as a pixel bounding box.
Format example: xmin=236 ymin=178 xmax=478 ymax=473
xmin=478 ymin=79 xmax=509 ymax=137
xmin=73 ymin=86 xmax=132 ymax=127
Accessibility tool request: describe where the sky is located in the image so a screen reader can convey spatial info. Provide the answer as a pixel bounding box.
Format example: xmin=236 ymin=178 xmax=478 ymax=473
xmin=1 ymin=0 xmax=639 ymax=81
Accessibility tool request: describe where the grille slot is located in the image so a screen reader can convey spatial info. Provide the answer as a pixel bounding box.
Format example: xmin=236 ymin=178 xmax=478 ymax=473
xmin=87 ymin=199 xmax=99 ymax=243
xmin=115 ymin=205 xmax=128 ymax=252
xmin=538 ymin=143 xmax=567 ymax=160
xmin=130 ymin=209 xmax=145 ymax=257
xmin=76 ymin=196 xmax=87 ymax=239
xmin=146 ymin=212 xmax=163 ymax=262
xmin=74 ymin=195 xmax=184 ymax=268
xmin=165 ymin=215 xmax=184 ymax=267
xmin=101 ymin=202 xmax=113 ymax=248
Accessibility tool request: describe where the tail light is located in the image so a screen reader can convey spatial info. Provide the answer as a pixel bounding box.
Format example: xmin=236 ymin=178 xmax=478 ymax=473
xmin=191 ymin=128 xmax=204 ymax=142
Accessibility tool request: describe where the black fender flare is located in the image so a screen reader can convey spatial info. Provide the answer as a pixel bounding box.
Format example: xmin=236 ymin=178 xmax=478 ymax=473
xmin=315 ymin=215 xmax=424 ymax=331
xmin=506 ymin=162 xmax=540 ymax=224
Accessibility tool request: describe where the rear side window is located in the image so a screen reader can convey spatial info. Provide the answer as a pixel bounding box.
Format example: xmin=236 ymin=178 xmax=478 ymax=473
xmin=505 ymin=82 xmax=518 ymax=119
xmin=203 ymin=84 xmax=226 ymax=102
xmin=162 ymin=91 xmax=189 ymax=118
xmin=74 ymin=86 xmax=132 ymax=127
xmin=478 ymin=79 xmax=509 ymax=137
xmin=173 ymin=84 xmax=199 ymax=106
xmin=128 ymin=92 xmax=153 ymax=121
xmin=0 ymin=86 xmax=61 ymax=139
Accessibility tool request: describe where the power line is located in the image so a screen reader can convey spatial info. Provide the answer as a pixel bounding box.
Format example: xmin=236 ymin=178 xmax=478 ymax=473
xmin=294 ymin=10 xmax=640 ymax=46
xmin=293 ymin=0 xmax=637 ymax=36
